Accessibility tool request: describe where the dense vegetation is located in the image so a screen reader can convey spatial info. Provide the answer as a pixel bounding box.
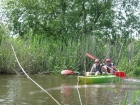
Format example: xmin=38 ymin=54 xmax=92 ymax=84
xmin=0 ymin=0 xmax=140 ymax=76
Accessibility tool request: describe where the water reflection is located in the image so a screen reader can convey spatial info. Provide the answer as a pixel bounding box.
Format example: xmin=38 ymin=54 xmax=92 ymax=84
xmin=0 ymin=75 xmax=140 ymax=105
xmin=61 ymin=84 xmax=72 ymax=105
xmin=0 ymin=75 xmax=22 ymax=105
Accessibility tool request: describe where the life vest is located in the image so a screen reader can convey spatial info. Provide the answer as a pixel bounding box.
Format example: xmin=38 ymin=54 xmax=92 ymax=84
xmin=91 ymin=64 xmax=103 ymax=74
xmin=106 ymin=63 xmax=116 ymax=73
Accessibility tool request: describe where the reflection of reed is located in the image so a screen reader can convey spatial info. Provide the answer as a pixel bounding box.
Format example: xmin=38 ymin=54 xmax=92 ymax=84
xmin=84 ymin=86 xmax=101 ymax=105
xmin=2 ymin=77 xmax=22 ymax=105
xmin=77 ymin=83 xmax=127 ymax=105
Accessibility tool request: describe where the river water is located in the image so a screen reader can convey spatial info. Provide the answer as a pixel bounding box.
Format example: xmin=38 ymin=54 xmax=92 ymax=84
xmin=0 ymin=74 xmax=140 ymax=105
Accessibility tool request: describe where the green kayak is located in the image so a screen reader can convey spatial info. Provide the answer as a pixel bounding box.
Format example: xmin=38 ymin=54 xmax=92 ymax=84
xmin=77 ymin=74 xmax=121 ymax=84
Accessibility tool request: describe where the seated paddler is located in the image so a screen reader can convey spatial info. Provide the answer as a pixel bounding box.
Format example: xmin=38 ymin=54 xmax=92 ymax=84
xmin=89 ymin=58 xmax=107 ymax=76
xmin=104 ymin=58 xmax=119 ymax=74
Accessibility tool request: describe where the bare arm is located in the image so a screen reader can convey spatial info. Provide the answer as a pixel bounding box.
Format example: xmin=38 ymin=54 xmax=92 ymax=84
xmin=90 ymin=64 xmax=94 ymax=72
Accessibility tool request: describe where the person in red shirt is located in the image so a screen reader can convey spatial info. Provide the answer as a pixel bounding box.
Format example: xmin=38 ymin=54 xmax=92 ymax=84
xmin=104 ymin=58 xmax=119 ymax=74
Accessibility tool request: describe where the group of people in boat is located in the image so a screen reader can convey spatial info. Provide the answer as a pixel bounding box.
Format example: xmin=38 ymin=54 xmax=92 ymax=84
xmin=88 ymin=58 xmax=119 ymax=76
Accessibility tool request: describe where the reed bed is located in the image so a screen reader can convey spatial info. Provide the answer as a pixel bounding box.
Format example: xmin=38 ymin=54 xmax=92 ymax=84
xmin=0 ymin=30 xmax=140 ymax=76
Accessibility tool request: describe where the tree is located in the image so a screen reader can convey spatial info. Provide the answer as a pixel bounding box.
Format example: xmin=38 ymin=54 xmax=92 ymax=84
xmin=4 ymin=0 xmax=112 ymax=38
xmin=4 ymin=0 xmax=140 ymax=44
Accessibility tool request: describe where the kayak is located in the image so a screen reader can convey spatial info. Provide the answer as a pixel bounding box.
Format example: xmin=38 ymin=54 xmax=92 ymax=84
xmin=77 ymin=74 xmax=121 ymax=84
xmin=61 ymin=70 xmax=74 ymax=75
xmin=61 ymin=70 xmax=80 ymax=75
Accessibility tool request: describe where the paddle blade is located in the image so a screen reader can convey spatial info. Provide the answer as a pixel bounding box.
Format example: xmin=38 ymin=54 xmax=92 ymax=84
xmin=115 ymin=72 xmax=126 ymax=78
xmin=86 ymin=53 xmax=96 ymax=60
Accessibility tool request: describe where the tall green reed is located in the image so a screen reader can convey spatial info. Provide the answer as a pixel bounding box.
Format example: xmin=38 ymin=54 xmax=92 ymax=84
xmin=0 ymin=28 xmax=140 ymax=76
xmin=120 ymin=90 xmax=140 ymax=105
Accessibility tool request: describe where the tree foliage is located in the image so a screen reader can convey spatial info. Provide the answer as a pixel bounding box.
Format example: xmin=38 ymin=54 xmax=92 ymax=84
xmin=4 ymin=0 xmax=113 ymax=39
xmin=4 ymin=0 xmax=140 ymax=43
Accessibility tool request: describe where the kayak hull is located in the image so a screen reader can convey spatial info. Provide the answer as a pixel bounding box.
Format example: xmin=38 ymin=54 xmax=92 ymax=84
xmin=61 ymin=70 xmax=74 ymax=75
xmin=77 ymin=75 xmax=121 ymax=84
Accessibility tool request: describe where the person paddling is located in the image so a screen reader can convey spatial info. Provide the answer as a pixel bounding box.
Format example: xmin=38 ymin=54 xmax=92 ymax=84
xmin=89 ymin=58 xmax=107 ymax=76
xmin=104 ymin=58 xmax=119 ymax=74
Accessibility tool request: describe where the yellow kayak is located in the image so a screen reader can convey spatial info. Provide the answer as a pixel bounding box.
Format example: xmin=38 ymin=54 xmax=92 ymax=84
xmin=77 ymin=74 xmax=121 ymax=84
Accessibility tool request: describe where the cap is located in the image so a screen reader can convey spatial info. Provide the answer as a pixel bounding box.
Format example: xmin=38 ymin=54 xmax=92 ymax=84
xmin=106 ymin=58 xmax=110 ymax=62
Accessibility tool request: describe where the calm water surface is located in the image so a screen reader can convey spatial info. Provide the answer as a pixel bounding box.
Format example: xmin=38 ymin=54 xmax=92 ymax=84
xmin=0 ymin=74 xmax=140 ymax=105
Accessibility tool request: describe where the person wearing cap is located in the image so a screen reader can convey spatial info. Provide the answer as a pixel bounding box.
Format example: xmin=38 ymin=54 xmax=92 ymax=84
xmin=89 ymin=58 xmax=107 ymax=76
xmin=105 ymin=58 xmax=119 ymax=74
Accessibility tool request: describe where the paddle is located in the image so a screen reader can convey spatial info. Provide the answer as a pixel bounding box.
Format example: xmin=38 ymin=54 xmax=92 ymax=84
xmin=86 ymin=52 xmax=126 ymax=78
